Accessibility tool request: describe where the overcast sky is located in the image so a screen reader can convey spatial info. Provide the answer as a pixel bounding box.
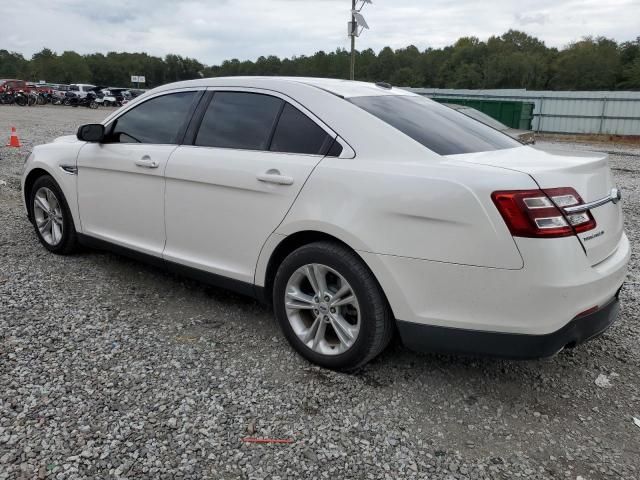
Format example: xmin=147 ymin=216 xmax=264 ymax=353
xmin=4 ymin=0 xmax=639 ymax=64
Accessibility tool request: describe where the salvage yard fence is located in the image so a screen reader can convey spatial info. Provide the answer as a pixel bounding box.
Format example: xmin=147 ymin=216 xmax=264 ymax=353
xmin=406 ymin=88 xmax=640 ymax=136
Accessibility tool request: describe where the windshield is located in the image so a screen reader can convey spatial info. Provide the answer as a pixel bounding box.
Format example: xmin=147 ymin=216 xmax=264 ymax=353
xmin=349 ymin=95 xmax=520 ymax=156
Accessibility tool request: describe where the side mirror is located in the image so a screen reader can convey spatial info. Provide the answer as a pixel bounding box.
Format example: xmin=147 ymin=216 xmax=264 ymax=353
xmin=77 ymin=123 xmax=105 ymax=142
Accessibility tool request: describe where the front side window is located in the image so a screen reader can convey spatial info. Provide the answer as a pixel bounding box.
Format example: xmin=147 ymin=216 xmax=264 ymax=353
xmin=110 ymin=91 xmax=197 ymax=144
xmin=349 ymin=95 xmax=520 ymax=156
xmin=196 ymin=92 xmax=283 ymax=150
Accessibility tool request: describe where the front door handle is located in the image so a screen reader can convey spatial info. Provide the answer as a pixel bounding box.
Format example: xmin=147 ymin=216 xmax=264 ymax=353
xmin=135 ymin=156 xmax=159 ymax=169
xmin=257 ymin=169 xmax=294 ymax=186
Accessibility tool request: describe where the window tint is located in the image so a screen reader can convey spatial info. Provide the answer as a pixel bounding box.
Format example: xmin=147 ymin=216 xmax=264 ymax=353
xmin=196 ymin=92 xmax=283 ymax=150
xmin=326 ymin=139 xmax=343 ymax=157
xmin=349 ymin=95 xmax=520 ymax=156
xmin=111 ymin=91 xmax=197 ymax=144
xmin=270 ymin=104 xmax=332 ymax=155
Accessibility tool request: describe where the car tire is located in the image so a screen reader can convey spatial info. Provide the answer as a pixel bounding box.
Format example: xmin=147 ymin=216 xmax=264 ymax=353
xmin=273 ymin=241 xmax=394 ymax=371
xmin=29 ymin=175 xmax=78 ymax=255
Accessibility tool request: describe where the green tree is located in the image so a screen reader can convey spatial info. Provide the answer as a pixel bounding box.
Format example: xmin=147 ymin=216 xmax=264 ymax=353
xmin=390 ymin=67 xmax=423 ymax=86
xmin=619 ymin=38 xmax=640 ymax=89
xmin=30 ymin=48 xmax=63 ymax=82
xmin=4 ymin=31 xmax=640 ymax=91
xmin=0 ymin=50 xmax=28 ymax=78
xmin=550 ymin=37 xmax=621 ymax=90
xmin=57 ymin=51 xmax=91 ymax=83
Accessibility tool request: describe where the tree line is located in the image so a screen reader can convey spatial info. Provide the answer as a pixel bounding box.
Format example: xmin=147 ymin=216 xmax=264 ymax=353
xmin=1 ymin=31 xmax=639 ymax=90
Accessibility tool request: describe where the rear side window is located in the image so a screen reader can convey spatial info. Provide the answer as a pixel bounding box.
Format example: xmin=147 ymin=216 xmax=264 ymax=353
xmin=270 ymin=104 xmax=332 ymax=155
xmin=349 ymin=95 xmax=520 ymax=155
xmin=196 ymin=92 xmax=283 ymax=150
xmin=111 ymin=91 xmax=197 ymax=144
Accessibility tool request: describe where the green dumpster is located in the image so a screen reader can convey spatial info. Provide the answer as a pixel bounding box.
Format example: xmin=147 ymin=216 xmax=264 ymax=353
xmin=432 ymin=97 xmax=534 ymax=130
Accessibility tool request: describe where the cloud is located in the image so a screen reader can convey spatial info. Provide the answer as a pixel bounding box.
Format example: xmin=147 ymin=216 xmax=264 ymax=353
xmin=514 ymin=12 xmax=549 ymax=25
xmin=3 ymin=0 xmax=639 ymax=64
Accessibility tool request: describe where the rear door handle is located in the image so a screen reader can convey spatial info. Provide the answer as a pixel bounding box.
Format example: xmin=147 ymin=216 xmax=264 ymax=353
xmin=135 ymin=156 xmax=159 ymax=169
xmin=257 ymin=169 xmax=294 ymax=186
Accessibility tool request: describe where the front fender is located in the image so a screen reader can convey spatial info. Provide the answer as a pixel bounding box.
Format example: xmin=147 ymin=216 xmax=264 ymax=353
xmin=22 ymin=142 xmax=84 ymax=232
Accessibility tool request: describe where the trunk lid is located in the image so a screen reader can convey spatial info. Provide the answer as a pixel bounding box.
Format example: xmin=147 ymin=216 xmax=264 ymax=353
xmin=452 ymin=146 xmax=623 ymax=265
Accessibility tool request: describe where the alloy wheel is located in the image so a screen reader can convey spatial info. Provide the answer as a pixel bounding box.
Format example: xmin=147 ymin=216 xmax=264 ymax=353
xmin=284 ymin=263 xmax=361 ymax=356
xmin=33 ymin=187 xmax=64 ymax=246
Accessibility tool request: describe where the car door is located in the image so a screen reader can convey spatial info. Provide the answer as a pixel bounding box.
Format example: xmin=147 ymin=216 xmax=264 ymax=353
xmin=163 ymin=89 xmax=338 ymax=284
xmin=76 ymin=89 xmax=201 ymax=257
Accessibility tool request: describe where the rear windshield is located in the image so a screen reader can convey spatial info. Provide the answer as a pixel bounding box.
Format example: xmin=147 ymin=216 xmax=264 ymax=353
xmin=349 ymin=95 xmax=520 ymax=155
xmin=448 ymin=105 xmax=508 ymax=131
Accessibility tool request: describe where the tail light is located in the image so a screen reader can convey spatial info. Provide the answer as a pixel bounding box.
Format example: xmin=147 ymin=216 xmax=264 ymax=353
xmin=492 ymin=187 xmax=596 ymax=238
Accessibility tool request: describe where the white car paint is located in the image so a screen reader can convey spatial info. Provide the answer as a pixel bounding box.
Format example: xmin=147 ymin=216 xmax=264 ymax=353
xmin=68 ymin=84 xmax=97 ymax=98
xmin=76 ymin=142 xmax=175 ymax=257
xmin=22 ymin=77 xmax=629 ymax=349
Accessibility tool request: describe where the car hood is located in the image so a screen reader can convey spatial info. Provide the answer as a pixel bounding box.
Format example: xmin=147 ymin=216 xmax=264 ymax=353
xmin=53 ymin=135 xmax=80 ymax=144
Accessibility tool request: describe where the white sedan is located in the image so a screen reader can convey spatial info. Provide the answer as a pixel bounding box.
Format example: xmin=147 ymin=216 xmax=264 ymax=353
xmin=22 ymin=77 xmax=629 ymax=371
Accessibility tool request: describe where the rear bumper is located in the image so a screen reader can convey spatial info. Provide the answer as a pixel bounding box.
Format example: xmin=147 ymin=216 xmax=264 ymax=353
xmin=359 ymin=233 xmax=629 ymax=336
xmin=397 ymin=294 xmax=620 ymax=359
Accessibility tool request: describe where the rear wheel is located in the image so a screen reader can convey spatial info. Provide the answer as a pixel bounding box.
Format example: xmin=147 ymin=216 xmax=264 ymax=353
xmin=273 ymin=241 xmax=393 ymax=371
xmin=29 ymin=175 xmax=78 ymax=254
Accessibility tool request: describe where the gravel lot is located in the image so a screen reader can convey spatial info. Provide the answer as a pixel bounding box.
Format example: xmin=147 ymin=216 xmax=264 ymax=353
xmin=1 ymin=105 xmax=639 ymax=479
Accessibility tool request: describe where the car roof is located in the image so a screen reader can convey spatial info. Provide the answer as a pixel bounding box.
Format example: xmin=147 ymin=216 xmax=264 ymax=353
xmin=154 ymin=76 xmax=415 ymax=99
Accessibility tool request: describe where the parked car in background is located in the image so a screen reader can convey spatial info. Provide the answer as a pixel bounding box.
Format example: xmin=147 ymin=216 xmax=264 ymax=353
xmin=68 ymin=84 xmax=97 ymax=98
xmin=34 ymin=84 xmax=54 ymax=94
xmin=444 ymin=103 xmax=536 ymax=144
xmin=22 ymin=77 xmax=628 ymax=371
xmin=0 ymin=79 xmax=31 ymax=93
xmin=49 ymin=84 xmax=70 ymax=93
xmin=128 ymin=88 xmax=146 ymax=98
xmin=101 ymin=88 xmax=131 ymax=106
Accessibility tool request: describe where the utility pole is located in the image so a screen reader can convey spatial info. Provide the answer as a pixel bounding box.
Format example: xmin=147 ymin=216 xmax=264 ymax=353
xmin=348 ymin=0 xmax=371 ymax=81
xmin=350 ymin=0 xmax=356 ymax=80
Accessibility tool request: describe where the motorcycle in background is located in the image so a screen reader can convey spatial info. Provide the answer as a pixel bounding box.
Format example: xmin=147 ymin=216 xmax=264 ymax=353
xmin=71 ymin=90 xmax=100 ymax=109
xmin=14 ymin=90 xmax=29 ymax=106
xmin=0 ymin=89 xmax=16 ymax=105
xmin=37 ymin=92 xmax=53 ymax=105
xmin=63 ymin=91 xmax=78 ymax=106
xmin=27 ymin=90 xmax=38 ymax=106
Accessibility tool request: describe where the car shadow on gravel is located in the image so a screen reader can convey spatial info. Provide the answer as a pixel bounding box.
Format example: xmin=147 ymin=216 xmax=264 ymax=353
xmin=67 ymin=244 xmax=632 ymax=387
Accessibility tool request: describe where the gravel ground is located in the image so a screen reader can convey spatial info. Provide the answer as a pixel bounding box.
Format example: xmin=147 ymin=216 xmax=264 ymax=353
xmin=1 ymin=105 xmax=639 ymax=479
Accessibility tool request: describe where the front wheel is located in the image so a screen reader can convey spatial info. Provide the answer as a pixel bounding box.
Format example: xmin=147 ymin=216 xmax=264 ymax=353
xmin=273 ymin=242 xmax=393 ymax=371
xmin=29 ymin=175 xmax=78 ymax=254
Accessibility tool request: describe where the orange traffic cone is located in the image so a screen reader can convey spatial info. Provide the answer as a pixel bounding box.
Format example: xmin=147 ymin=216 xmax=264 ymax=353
xmin=6 ymin=127 xmax=21 ymax=148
